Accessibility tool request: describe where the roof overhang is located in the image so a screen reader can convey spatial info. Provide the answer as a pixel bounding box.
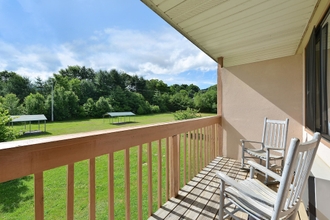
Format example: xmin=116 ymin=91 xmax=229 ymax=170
xmin=11 ymin=115 xmax=47 ymax=122
xmin=141 ymin=0 xmax=328 ymax=67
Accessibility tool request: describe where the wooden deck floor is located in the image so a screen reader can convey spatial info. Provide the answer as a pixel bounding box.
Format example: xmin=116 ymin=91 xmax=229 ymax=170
xmin=149 ymin=157 xmax=309 ymax=220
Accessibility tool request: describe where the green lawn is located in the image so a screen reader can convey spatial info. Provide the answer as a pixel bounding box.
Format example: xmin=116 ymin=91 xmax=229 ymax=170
xmin=1 ymin=113 xmax=215 ymax=219
xmin=13 ymin=113 xmax=179 ymax=139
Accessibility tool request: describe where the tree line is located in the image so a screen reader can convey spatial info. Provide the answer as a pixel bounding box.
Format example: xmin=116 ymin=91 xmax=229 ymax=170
xmin=0 ymin=65 xmax=217 ymax=121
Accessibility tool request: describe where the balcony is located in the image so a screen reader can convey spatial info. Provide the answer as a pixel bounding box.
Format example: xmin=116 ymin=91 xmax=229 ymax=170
xmin=0 ymin=115 xmax=307 ymax=219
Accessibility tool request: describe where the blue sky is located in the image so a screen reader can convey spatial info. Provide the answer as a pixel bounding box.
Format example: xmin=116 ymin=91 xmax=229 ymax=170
xmin=0 ymin=0 xmax=217 ymax=89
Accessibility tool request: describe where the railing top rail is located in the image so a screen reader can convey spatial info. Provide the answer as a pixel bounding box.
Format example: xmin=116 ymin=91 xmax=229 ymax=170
xmin=0 ymin=115 xmax=221 ymax=183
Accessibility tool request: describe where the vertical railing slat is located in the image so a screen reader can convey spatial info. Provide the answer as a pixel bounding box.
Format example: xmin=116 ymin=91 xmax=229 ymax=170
xmin=157 ymin=139 xmax=162 ymax=208
xmin=209 ymin=126 xmax=211 ymax=161
xmin=89 ymin=158 xmax=96 ymax=220
xmin=198 ymin=128 xmax=204 ymax=168
xmin=199 ymin=128 xmax=203 ymax=171
xmin=166 ymin=137 xmax=169 ymax=202
xmin=177 ymin=134 xmax=181 ymax=189
xmin=169 ymin=135 xmax=180 ymax=197
xmin=175 ymin=135 xmax=180 ymax=194
xmin=125 ymin=148 xmax=131 ymax=219
xmin=212 ymin=125 xmax=219 ymax=158
xmin=108 ymin=153 xmax=114 ymax=220
xmin=188 ymin=131 xmax=191 ymax=181
xmin=67 ymin=164 xmax=74 ymax=220
xmin=184 ymin=132 xmax=187 ymax=185
xmin=194 ymin=130 xmax=198 ymax=176
xmin=148 ymin=142 xmax=153 ymax=216
xmin=212 ymin=124 xmax=215 ymax=159
xmin=138 ymin=145 xmax=143 ymax=220
xmin=204 ymin=127 xmax=207 ymax=167
xmin=35 ymin=172 xmax=44 ymax=220
xmin=205 ymin=126 xmax=211 ymax=164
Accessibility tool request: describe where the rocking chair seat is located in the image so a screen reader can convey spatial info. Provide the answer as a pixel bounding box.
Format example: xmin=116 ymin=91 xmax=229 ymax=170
xmin=245 ymin=148 xmax=283 ymax=160
xmin=224 ymin=178 xmax=277 ymax=219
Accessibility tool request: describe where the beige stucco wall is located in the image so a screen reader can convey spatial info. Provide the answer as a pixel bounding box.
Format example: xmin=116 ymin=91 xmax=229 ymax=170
xmin=221 ymin=54 xmax=303 ymax=159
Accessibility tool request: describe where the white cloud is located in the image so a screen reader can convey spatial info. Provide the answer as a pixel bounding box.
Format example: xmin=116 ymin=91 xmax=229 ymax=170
xmin=0 ymin=27 xmax=216 ymax=88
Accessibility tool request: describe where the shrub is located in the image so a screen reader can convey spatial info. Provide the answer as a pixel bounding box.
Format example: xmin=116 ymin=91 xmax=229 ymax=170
xmin=0 ymin=108 xmax=17 ymax=142
xmin=173 ymin=108 xmax=201 ymax=120
xmin=150 ymin=105 xmax=160 ymax=114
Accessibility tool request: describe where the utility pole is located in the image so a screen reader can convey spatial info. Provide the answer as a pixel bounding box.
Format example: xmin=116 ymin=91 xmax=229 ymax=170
xmin=51 ymin=80 xmax=54 ymax=122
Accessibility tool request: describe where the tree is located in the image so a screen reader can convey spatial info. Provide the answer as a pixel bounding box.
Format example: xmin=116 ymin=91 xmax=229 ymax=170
xmin=53 ymin=74 xmax=71 ymax=91
xmin=1 ymin=93 xmax=22 ymax=115
xmin=145 ymin=79 xmax=169 ymax=103
xmin=194 ymin=85 xmax=217 ymax=113
xmin=59 ymin=65 xmax=95 ymax=80
xmin=33 ymin=77 xmax=48 ymax=97
xmin=0 ymin=71 xmax=33 ymax=102
xmin=94 ymin=70 xmax=113 ymax=97
xmin=68 ymin=78 xmax=82 ymax=103
xmin=45 ymin=87 xmax=80 ymax=121
xmin=187 ymin=84 xmax=200 ymax=98
xmin=83 ymin=98 xmax=97 ymax=118
xmin=130 ymin=93 xmax=151 ymax=115
xmin=128 ymin=75 xmax=148 ymax=98
xmin=109 ymin=69 xmax=125 ymax=90
xmin=121 ymin=73 xmax=133 ymax=90
xmin=80 ymin=80 xmax=98 ymax=105
xmin=152 ymin=92 xmax=169 ymax=112
xmin=169 ymin=90 xmax=194 ymax=111
xmin=0 ymin=107 xmax=16 ymax=142
xmin=95 ymin=97 xmax=113 ymax=117
xmin=109 ymin=86 xmax=131 ymax=112
xmin=24 ymin=93 xmax=46 ymax=115
xmin=169 ymin=84 xmax=182 ymax=95
xmin=0 ymin=67 xmax=206 ymax=119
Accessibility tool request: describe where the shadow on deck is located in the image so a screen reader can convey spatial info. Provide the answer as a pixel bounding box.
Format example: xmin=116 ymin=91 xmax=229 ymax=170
xmin=149 ymin=157 xmax=308 ymax=220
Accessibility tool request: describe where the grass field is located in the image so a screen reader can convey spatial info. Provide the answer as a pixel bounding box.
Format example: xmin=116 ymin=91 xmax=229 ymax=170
xmin=13 ymin=113 xmax=179 ymax=140
xmin=1 ymin=113 xmax=215 ymax=219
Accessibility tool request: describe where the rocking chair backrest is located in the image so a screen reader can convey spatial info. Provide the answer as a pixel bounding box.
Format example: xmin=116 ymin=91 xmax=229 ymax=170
xmin=273 ymin=132 xmax=321 ymax=220
xmin=261 ymin=118 xmax=289 ymax=156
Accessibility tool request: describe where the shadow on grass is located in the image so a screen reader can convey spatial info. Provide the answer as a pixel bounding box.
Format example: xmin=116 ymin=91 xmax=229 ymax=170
xmin=0 ymin=176 xmax=33 ymax=213
xmin=16 ymin=131 xmax=52 ymax=140
xmin=111 ymin=121 xmax=139 ymax=126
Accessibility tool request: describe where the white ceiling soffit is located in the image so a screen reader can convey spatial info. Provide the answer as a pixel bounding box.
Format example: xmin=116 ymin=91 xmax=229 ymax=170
xmin=141 ymin=0 xmax=318 ymax=67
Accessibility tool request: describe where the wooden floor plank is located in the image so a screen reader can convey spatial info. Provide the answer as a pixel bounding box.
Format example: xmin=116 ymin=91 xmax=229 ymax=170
xmin=183 ymin=178 xmax=213 ymax=218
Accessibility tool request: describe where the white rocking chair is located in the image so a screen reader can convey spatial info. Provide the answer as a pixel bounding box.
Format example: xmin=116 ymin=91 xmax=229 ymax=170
xmin=241 ymin=117 xmax=289 ymax=183
xmin=217 ymin=132 xmax=321 ymax=220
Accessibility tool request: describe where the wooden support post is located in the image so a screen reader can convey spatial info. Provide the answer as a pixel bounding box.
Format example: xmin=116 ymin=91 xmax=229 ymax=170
xmin=148 ymin=142 xmax=153 ymax=216
xmin=217 ymin=57 xmax=224 ymax=157
xmin=166 ymin=137 xmax=169 ymax=201
xmin=188 ymin=131 xmax=191 ymax=181
xmin=138 ymin=145 xmax=143 ymax=220
xmin=67 ymin=164 xmax=74 ymax=220
xmin=34 ymin=172 xmax=44 ymax=220
xmin=125 ymin=148 xmax=131 ymax=219
xmin=157 ymin=140 xmax=162 ymax=208
xmin=89 ymin=158 xmax=96 ymax=220
xmin=108 ymin=153 xmax=114 ymax=220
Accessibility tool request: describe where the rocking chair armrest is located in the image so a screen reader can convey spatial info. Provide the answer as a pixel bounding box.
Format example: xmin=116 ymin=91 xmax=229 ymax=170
xmin=240 ymin=139 xmax=263 ymax=145
xmin=216 ymin=171 xmax=241 ymax=187
xmin=248 ymin=161 xmax=282 ymax=181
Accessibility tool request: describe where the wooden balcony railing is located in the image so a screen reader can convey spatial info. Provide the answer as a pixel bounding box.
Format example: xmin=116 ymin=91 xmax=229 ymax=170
xmin=0 ymin=115 xmax=221 ymax=220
